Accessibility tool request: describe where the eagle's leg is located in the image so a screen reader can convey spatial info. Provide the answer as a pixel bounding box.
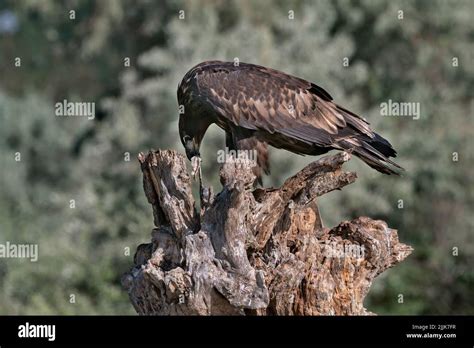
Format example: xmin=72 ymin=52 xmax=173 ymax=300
xmin=226 ymin=130 xmax=270 ymax=186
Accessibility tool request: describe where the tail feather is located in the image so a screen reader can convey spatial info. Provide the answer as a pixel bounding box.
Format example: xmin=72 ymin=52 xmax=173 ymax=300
xmin=368 ymin=133 xmax=397 ymax=158
xmin=338 ymin=135 xmax=404 ymax=175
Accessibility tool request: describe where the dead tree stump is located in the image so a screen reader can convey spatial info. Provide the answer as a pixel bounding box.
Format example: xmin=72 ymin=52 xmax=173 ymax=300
xmin=122 ymin=149 xmax=413 ymax=315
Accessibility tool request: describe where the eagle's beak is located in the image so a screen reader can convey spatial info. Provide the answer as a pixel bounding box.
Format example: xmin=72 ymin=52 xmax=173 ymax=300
xmin=184 ymin=139 xmax=200 ymax=161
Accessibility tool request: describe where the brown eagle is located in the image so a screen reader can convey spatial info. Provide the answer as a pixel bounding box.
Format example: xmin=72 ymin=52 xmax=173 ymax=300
xmin=178 ymin=61 xmax=403 ymax=182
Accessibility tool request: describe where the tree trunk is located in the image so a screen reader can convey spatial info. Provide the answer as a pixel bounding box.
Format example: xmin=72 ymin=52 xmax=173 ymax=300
xmin=122 ymin=149 xmax=413 ymax=315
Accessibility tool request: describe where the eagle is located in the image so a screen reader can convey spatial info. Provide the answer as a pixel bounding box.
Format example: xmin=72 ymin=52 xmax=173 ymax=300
xmin=177 ymin=60 xmax=403 ymax=183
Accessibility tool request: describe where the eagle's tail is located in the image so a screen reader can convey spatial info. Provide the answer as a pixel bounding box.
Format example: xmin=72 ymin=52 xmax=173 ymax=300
xmin=338 ymin=134 xmax=404 ymax=175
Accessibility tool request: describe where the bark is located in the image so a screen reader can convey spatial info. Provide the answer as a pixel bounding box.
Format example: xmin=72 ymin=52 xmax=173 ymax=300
xmin=122 ymin=149 xmax=413 ymax=315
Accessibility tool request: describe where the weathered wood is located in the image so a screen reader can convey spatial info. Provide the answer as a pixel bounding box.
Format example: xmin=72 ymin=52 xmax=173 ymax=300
xmin=122 ymin=149 xmax=413 ymax=315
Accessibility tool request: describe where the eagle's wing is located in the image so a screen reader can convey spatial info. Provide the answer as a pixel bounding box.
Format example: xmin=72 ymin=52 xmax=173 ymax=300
xmin=195 ymin=63 xmax=402 ymax=175
xmin=195 ymin=64 xmax=373 ymax=147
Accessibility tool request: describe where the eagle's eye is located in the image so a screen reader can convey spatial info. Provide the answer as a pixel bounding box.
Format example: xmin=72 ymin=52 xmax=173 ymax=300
xmin=182 ymin=135 xmax=192 ymax=143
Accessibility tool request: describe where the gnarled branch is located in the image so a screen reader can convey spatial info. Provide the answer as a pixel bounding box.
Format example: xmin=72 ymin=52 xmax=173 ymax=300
xmin=122 ymin=150 xmax=412 ymax=315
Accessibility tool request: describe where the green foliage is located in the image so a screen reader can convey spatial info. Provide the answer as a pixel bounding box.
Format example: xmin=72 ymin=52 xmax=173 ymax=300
xmin=0 ymin=0 xmax=472 ymax=314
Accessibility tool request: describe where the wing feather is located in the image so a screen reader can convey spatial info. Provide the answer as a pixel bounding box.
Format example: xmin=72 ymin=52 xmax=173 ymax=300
xmin=196 ymin=63 xmax=369 ymax=147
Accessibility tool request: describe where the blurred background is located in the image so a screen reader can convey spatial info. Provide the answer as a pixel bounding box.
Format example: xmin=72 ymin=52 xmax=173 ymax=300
xmin=0 ymin=0 xmax=472 ymax=315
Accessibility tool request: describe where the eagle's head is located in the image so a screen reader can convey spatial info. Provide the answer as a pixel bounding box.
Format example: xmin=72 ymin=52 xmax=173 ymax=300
xmin=179 ymin=112 xmax=211 ymax=161
xmin=179 ymin=116 xmax=199 ymax=160
xmin=177 ymin=64 xmax=217 ymax=162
